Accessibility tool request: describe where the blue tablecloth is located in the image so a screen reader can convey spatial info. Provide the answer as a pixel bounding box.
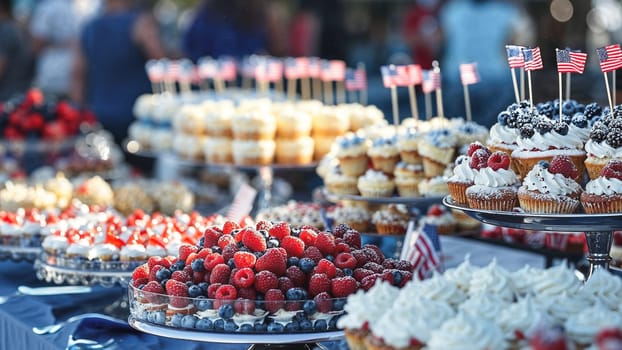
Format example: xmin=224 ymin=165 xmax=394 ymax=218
xmin=0 ymin=261 xmax=346 ymax=350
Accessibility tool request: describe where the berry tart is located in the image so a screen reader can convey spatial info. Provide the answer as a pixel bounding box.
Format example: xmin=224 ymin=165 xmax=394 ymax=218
xmin=581 ymin=160 xmax=622 ymax=213
xmin=465 ymin=150 xmax=520 ymax=211
xmin=517 ymin=156 xmax=583 ymax=213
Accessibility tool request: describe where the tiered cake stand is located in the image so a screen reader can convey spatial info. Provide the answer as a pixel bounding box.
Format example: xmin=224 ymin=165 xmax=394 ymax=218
xmin=443 ymin=196 xmax=620 ymax=279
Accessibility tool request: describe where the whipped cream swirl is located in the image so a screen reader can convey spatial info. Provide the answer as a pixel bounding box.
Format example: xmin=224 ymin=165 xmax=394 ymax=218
xmin=468 ymin=259 xmax=515 ymax=302
xmin=488 ymin=123 xmax=518 ymax=146
xmin=516 ymin=129 xmax=584 ymax=151
xmin=472 ymin=167 xmax=519 ymax=187
xmin=585 ymin=139 xmax=622 ymax=158
xmin=585 ymin=176 xmax=622 ymax=195
xmin=565 ymin=302 xmax=622 ymax=345
xmin=426 ymin=313 xmax=508 ymax=350
xmin=521 ymin=162 xmax=582 ymax=195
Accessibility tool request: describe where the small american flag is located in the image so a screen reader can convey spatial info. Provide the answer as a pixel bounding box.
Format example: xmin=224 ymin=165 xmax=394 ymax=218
xmin=556 ymin=49 xmax=587 ymax=74
xmin=320 ymin=60 xmax=346 ymax=81
xmin=422 ymin=69 xmax=441 ymax=93
xmin=407 ymin=64 xmax=423 ymax=86
xmin=344 ymin=68 xmax=367 ymax=91
xmin=198 ymin=57 xmax=218 ymax=79
xmin=166 ymin=60 xmax=180 ymax=81
xmin=284 ymin=57 xmax=310 ymax=79
xmin=226 ymin=183 xmax=257 ymax=223
xmin=217 ymin=57 xmax=237 ymax=81
xmin=459 ymin=63 xmax=480 ymax=85
xmin=401 ymin=222 xmax=442 ymax=280
xmin=145 ymin=59 xmax=165 ymax=82
xmin=596 ymin=44 xmax=622 ymax=73
xmin=380 ymin=65 xmax=409 ymax=87
xmin=308 ymin=57 xmax=322 ymax=78
xmin=506 ymin=45 xmax=525 ymax=69
xmin=522 ymin=47 xmax=543 ymax=71
xmin=255 ymin=58 xmax=283 ymax=82
xmin=177 ymin=59 xmax=195 ymax=83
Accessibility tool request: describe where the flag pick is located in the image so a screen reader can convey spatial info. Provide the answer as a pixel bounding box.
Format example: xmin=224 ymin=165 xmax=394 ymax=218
xmin=596 ymin=44 xmax=622 ymax=111
xmin=522 ymin=47 xmax=543 ymax=110
xmin=460 ymin=62 xmax=480 ymax=122
xmin=506 ymin=45 xmax=524 ymax=103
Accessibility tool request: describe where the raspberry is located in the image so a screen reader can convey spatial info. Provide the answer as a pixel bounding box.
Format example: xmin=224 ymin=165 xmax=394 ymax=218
xmin=395 ymin=260 xmax=414 ymax=272
xmin=315 ymin=259 xmax=337 ymax=278
xmin=203 ymin=226 xmax=222 ymax=248
xmin=278 ymin=277 xmax=295 ymax=294
xmin=549 ymin=155 xmax=579 ymax=180
xmin=209 ymin=264 xmax=231 ymax=284
xmin=255 ymin=248 xmax=287 ymax=276
xmin=601 ymin=160 xmax=622 ymax=180
xmin=222 ymin=244 xmax=238 ymax=262
xmin=313 ymin=292 xmax=333 ymax=313
xmin=466 ymin=141 xmax=486 ymax=157
xmin=238 ymin=287 xmax=256 ymax=300
xmin=303 ymin=246 xmax=324 ymax=263
xmin=222 ymin=221 xmax=240 ymax=235
xmin=331 ymin=276 xmax=358 ymax=297
xmin=595 ymin=327 xmax=622 ymax=346
xmin=332 ymin=223 xmax=351 ymax=238
xmin=203 ymin=253 xmax=225 ymax=271
xmin=242 ymin=229 xmax=267 ymax=252
xmin=207 ymin=283 xmax=222 ymax=299
xmin=132 ymin=263 xmax=149 ymax=281
xmin=264 ymin=289 xmax=285 ymax=313
xmin=286 ymin=266 xmax=306 ymax=287
xmin=142 ymin=280 xmax=165 ymax=304
xmin=314 ymin=232 xmax=336 ymax=256
xmin=234 ymin=298 xmax=256 ymax=315
xmin=215 ymin=284 xmax=238 ymax=300
xmin=351 ymin=250 xmax=368 ymax=267
xmin=254 ymin=270 xmax=279 ymax=293
xmin=255 ymin=220 xmax=272 ymax=231
xmin=281 ymin=236 xmax=305 ymax=258
xmin=165 ymin=279 xmax=189 ymax=308
xmin=363 ymin=262 xmax=384 ymax=273
xmin=299 ymin=228 xmax=318 ymax=246
xmin=232 ymin=267 xmax=255 ymax=288
xmin=178 ymin=244 xmax=198 ymax=262
xmin=353 ymin=268 xmax=374 ymax=281
xmin=132 ymin=277 xmax=148 ymax=288
xmin=308 ymin=273 xmax=331 ymax=297
xmin=334 ymin=242 xmax=351 ymax=254
xmin=235 ymin=227 xmax=253 ymax=243
xmin=360 ymin=274 xmax=379 ymax=291
xmin=147 ymin=256 xmax=170 ymax=270
xmin=334 ymin=253 xmax=357 ymax=269
xmin=469 ymin=148 xmax=489 ymax=170
xmin=343 ymin=231 xmax=361 ymax=249
xmin=171 ymin=270 xmax=191 ymax=283
xmin=217 ymin=235 xmax=236 ymax=249
xmin=487 ymin=151 xmax=511 ymax=171
xmin=233 ymin=251 xmax=257 ymax=269
xmin=363 ymin=247 xmax=384 ymax=264
xmin=196 ymin=248 xmax=212 ymax=259
xmin=382 ymin=258 xmax=398 ymax=269
xmin=268 ymin=222 xmax=291 ymax=240
xmin=427 ymin=204 xmax=444 ymax=216
xmin=398 ymin=271 xmax=413 ymax=287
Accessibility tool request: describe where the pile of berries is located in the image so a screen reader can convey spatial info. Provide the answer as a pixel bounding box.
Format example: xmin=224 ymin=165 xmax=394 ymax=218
xmin=130 ymin=221 xmax=414 ymax=333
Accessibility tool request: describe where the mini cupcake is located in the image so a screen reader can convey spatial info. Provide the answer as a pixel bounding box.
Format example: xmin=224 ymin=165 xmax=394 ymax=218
xmin=328 ymin=204 xmax=371 ymax=232
xmin=113 ymin=182 xmax=155 ymax=216
xmin=368 ymin=136 xmax=400 ymax=174
xmin=357 ymin=169 xmax=395 ymax=198
xmin=447 ymin=143 xmax=486 ymax=204
xmin=312 ymin=106 xmax=350 ymax=137
xmin=203 ymin=102 xmax=234 ymax=137
xmin=393 ymin=161 xmax=425 ymax=197
xmin=275 ymin=108 xmax=312 ymax=139
xmin=371 ymin=204 xmax=410 ymax=235
xmin=324 ymin=167 xmax=359 ymax=195
xmin=487 ymin=105 xmax=524 ymax=173
xmin=455 ymin=121 xmax=489 ymax=151
xmin=232 ymin=140 xmax=275 ymax=165
xmin=348 ymin=104 xmax=385 ymax=132
xmin=581 ymin=159 xmax=622 ymax=213
xmin=231 ymin=111 xmax=276 ymax=140
xmin=334 ymin=133 xmax=369 ymax=176
xmin=465 ymin=150 xmax=519 ymax=211
xmin=418 ymin=174 xmax=450 ymax=198
xmin=517 ymin=156 xmax=583 ymax=213
xmin=203 ymin=137 xmax=233 ymax=164
xmin=396 ymin=127 xmax=422 ymax=165
xmin=275 ymin=137 xmax=314 ymax=165
xmin=584 ymin=115 xmax=622 ymax=179
xmin=418 ymin=129 xmax=456 ymax=178
xmin=419 ymin=204 xmax=457 ymax=235
xmin=120 ymin=243 xmax=148 ymax=262
xmin=74 ymin=176 xmax=114 ymax=207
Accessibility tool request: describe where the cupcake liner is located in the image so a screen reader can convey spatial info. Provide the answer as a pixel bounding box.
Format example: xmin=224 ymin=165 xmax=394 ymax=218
xmin=275 ymin=153 xmax=314 ymax=165
xmin=371 ymin=155 xmax=400 ymax=174
xmin=580 ymin=198 xmax=622 ymax=214
xmin=513 ymin=153 xmax=586 ymax=182
xmin=359 ymin=188 xmax=395 ymax=198
xmin=584 ymin=157 xmax=610 ymax=180
xmin=326 ymin=182 xmax=359 ymax=195
xmin=344 ymin=329 xmax=368 ymax=350
xmin=399 ymin=150 xmax=423 ymax=165
xmin=234 ymin=155 xmax=273 ymax=166
xmin=395 ymin=182 xmax=421 ymax=197
xmin=517 ymin=191 xmax=580 ymax=214
xmin=447 ymin=181 xmax=472 ymax=205
xmin=339 ymin=155 xmax=369 ymax=176
xmin=466 ymin=196 xmax=517 ymax=211
xmin=363 ymin=334 xmax=423 ymax=350
xmin=232 ymin=129 xmax=275 ymax=140
xmin=422 ymin=157 xmax=447 ymax=178
xmin=375 ymin=222 xmax=407 ymax=235
xmin=344 ymin=220 xmax=370 ymax=233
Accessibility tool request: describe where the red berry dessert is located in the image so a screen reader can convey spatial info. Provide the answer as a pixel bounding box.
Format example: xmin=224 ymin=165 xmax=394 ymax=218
xmin=581 ymin=160 xmax=622 ymax=213
xmin=465 ymin=150 xmax=520 ymax=211
xmin=447 ymin=142 xmax=489 ymax=205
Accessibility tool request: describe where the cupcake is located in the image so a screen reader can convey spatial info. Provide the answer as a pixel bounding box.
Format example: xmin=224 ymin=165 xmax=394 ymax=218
xmin=418 ymin=129 xmax=456 ymax=178
xmin=465 ymin=150 xmax=519 ymax=211
xmin=455 ymin=121 xmax=489 ymax=151
xmin=231 ymin=111 xmax=276 ymax=140
xmin=581 ymin=159 xmax=622 ymax=213
xmin=324 ymin=167 xmax=359 ymax=195
xmin=275 ymin=108 xmax=312 ymax=139
xmin=426 ymin=313 xmax=508 ymax=350
xmin=334 ymin=133 xmax=369 ymax=176
xmin=517 ymin=156 xmax=583 ymax=213
xmin=74 ymin=176 xmax=114 ymax=207
xmin=203 ymin=100 xmax=234 ymax=137
xmin=312 ymin=106 xmax=350 ymax=137
xmin=396 ymin=127 xmax=422 ymax=165
xmin=564 ymin=302 xmax=622 ymax=347
xmin=113 ymin=182 xmax=155 ymax=216
xmin=173 ymin=104 xmax=205 ymax=135
xmin=349 ymin=104 xmax=385 ymax=132
xmin=371 ymin=204 xmax=410 ymax=235
xmin=275 ymin=137 xmax=314 ymax=165
xmin=447 ymin=143 xmax=486 ymax=204
xmin=419 ymin=204 xmax=457 ymax=235
xmin=487 ymin=105 xmax=524 ymax=173
xmin=120 ymin=243 xmax=148 ymax=262
xmin=313 ymin=135 xmax=339 ymax=161
xmin=203 ymin=137 xmax=233 ymax=164
xmin=89 ymin=242 xmax=120 ymax=261
xmin=172 ymin=133 xmax=206 ymax=160
xmin=368 ymin=136 xmax=400 ymax=175
xmin=418 ymin=174 xmax=450 ymax=198
xmin=232 ymin=140 xmax=275 ymax=165
xmin=393 ymin=161 xmax=425 ymax=197
xmin=357 ymin=169 xmax=395 ymax=197
xmin=328 ymin=204 xmax=371 ymax=232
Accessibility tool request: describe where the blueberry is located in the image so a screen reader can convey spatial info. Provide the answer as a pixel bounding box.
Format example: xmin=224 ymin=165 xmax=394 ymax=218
xmin=188 ymin=285 xmax=202 ymax=298
xmin=213 ymin=319 xmax=225 ymax=331
xmin=392 ymin=271 xmax=403 ymax=286
xmin=211 ymin=246 xmax=221 ymax=254
xmin=325 ymin=255 xmax=334 ymax=262
xmin=258 ymin=229 xmax=269 ymax=239
xmin=224 ymin=320 xmax=238 ymax=332
xmin=299 ymin=258 xmax=315 ymax=273
xmin=146 ymin=311 xmax=154 ymax=323
xmin=153 ymin=311 xmax=166 ymax=325
xmin=227 ymin=258 xmax=235 ymax=269
xmin=562 ymin=100 xmax=575 ymax=115
xmin=287 ymin=257 xmax=300 ymax=267
xmin=294 ymin=311 xmax=307 ymax=322
xmin=255 ymin=293 xmax=265 ymax=309
xmin=160 ymin=278 xmax=169 ymax=289
xmin=239 ymin=324 xmax=254 ymax=333
xmin=218 ymin=304 xmax=234 ymax=319
xmin=333 ymin=298 xmax=346 ymax=311
xmin=137 ymin=284 xmax=146 ymax=290
xmin=254 ymin=251 xmax=263 ymax=258
xmin=198 ymin=282 xmax=209 ymax=295
xmin=285 ymin=321 xmax=300 ymax=332
xmin=195 ymin=318 xmax=213 ymax=330
xmin=537 ymin=160 xmax=549 ymax=169
xmin=254 ymin=322 xmax=268 ymax=333
xmin=342 ymin=268 xmax=353 ymax=276
xmin=171 ymin=313 xmax=184 ymax=327
xmin=181 ymin=315 xmax=197 ymax=329
xmin=328 ymin=316 xmax=338 ymax=330
xmin=303 ymin=300 xmax=317 ymax=315
xmin=299 ymin=319 xmax=313 ymax=331
xmin=155 ymin=268 xmax=171 ymax=281
xmin=290 ymin=228 xmax=301 ymax=237
xmin=185 ymin=281 xmax=193 ymax=287
xmin=191 ymin=258 xmax=205 ymax=272
xmin=286 ymin=288 xmax=305 ymax=301
xmin=198 ymin=237 xmax=205 ymax=248
xmin=313 ymin=319 xmax=327 ymax=331
xmin=267 ymin=322 xmax=285 ymax=333
xmin=171 ymin=261 xmax=185 ymax=271
xmin=196 ymin=298 xmax=213 ymax=311
xmin=267 ymin=239 xmax=279 ymax=248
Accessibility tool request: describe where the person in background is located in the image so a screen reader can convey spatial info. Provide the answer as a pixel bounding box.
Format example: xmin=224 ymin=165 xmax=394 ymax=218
xmin=402 ymin=0 xmax=442 ymax=70
xmin=0 ymin=0 xmax=33 ymax=101
xmin=289 ymin=0 xmax=320 ymax=57
xmin=71 ymin=0 xmax=166 ymax=144
xmin=29 ymin=0 xmax=100 ymax=98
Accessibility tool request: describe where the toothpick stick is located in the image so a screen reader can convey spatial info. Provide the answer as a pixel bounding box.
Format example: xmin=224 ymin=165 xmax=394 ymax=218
xmin=287 ymin=78 xmax=296 ymax=101
xmin=301 ymin=77 xmax=310 ymax=100
xmin=408 ymin=85 xmax=419 ymax=120
xmin=390 ymin=85 xmax=399 ymax=126
xmin=520 ymin=67 xmax=525 ymax=101
xmin=424 ymin=91 xmax=432 ymax=120
xmin=613 ymin=71 xmax=617 ymax=106
xmin=337 ymin=81 xmax=346 ymax=104
xmin=565 ymin=72 xmax=571 ymax=101
xmin=604 ymin=71 xmax=614 ymax=111
xmin=558 ymin=72 xmax=563 ymax=119
xmin=324 ymin=81 xmax=333 ymax=105
xmin=527 ymin=69 xmax=534 ymax=110
xmin=313 ymin=78 xmax=322 ymax=101
xmin=510 ymin=68 xmax=520 ymax=103
xmin=463 ymin=84 xmax=472 ymax=122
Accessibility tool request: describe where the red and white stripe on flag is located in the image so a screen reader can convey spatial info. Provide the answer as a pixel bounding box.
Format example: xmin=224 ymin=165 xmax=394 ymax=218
xmin=166 ymin=60 xmax=180 ymax=81
xmin=522 ymin=47 xmax=543 ymax=71
xmin=459 ymin=63 xmax=480 ymax=85
xmin=321 ymin=60 xmax=346 ymax=81
xmin=145 ymin=59 xmax=165 ymax=82
xmin=226 ymin=183 xmax=257 ymax=223
xmin=177 ymin=59 xmax=195 ymax=83
xmin=216 ymin=57 xmax=237 ymax=81
xmin=308 ymin=57 xmax=322 ymax=78
xmin=556 ymin=49 xmax=587 ymax=74
xmin=401 ymin=223 xmax=441 ymax=280
xmin=345 ymin=68 xmax=367 ymax=91
xmin=198 ymin=57 xmax=218 ymax=79
xmin=285 ymin=57 xmax=310 ymax=79
xmin=596 ymin=44 xmax=622 ymax=73
xmin=505 ymin=45 xmax=525 ymax=69
xmin=407 ymin=64 xmax=423 ymax=85
xmin=422 ymin=70 xmax=441 ymax=93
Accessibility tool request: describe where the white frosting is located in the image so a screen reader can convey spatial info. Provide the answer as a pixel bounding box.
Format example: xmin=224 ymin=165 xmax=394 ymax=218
xmin=521 ymin=163 xmax=582 ymax=195
xmin=145 ymin=244 xmax=167 ymax=257
xmin=585 ymin=176 xmax=622 ymax=195
xmin=338 ymin=281 xmax=399 ymax=330
xmin=565 ymin=302 xmax=622 ymax=345
xmin=232 ymin=310 xmax=269 ymax=326
xmin=412 ymin=272 xmax=466 ymax=306
xmin=488 ymin=123 xmax=518 ymax=146
xmin=585 ymin=139 xmax=622 ymax=158
xmin=42 ymin=235 xmax=69 ymax=252
xmin=569 ymin=123 xmax=590 ymax=143
xmin=88 ymin=243 xmax=119 ymax=260
xmin=268 ymin=309 xmax=298 ymax=326
xmin=472 ymin=167 xmax=519 ymax=187
xmin=582 ymin=268 xmax=622 ymax=310
xmin=530 ymin=263 xmax=582 ymax=299
xmin=468 ymin=259 xmax=515 ymax=302
xmin=443 ymin=255 xmax=475 ymax=291
xmin=449 ymin=155 xmax=478 ymax=183
xmin=496 ymin=295 xmax=550 ymax=341
xmin=426 ymin=312 xmax=508 ymax=350
xmin=516 ymin=129 xmax=584 ymax=151
xmin=459 ymin=293 xmax=508 ymax=321
xmin=232 ymin=140 xmax=275 ymax=160
xmin=510 ymin=264 xmax=541 ymax=296
xmin=66 ymin=240 xmax=91 ymax=257
xmin=359 ymin=169 xmax=389 ymax=182
xmin=334 ymin=133 xmax=368 ymax=157
xmin=120 ymin=244 xmax=147 ymax=259
xmin=368 ymin=138 xmax=399 ymax=157
xmin=548 ymin=290 xmax=594 ymax=323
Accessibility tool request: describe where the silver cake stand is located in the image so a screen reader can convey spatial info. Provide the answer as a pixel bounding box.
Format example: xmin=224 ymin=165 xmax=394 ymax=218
xmin=129 ymin=316 xmax=343 ymax=350
xmin=443 ymin=196 xmax=622 ymax=279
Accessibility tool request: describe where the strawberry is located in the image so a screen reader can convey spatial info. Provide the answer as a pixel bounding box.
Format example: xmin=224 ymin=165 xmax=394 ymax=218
xmin=331 ymin=276 xmax=357 ymax=297
xmin=303 ymin=246 xmax=324 ymax=263
xmin=222 ymin=221 xmax=240 ymax=235
xmin=234 ymin=298 xmax=256 ymax=315
xmin=215 ymin=284 xmax=237 ymax=300
xmin=315 ymin=259 xmax=337 ymax=278
xmin=171 ymin=270 xmax=191 ymax=283
xmin=132 ymin=263 xmax=149 ymax=281
xmin=232 ymin=267 xmax=255 ymax=288
xmin=529 ymin=326 xmax=570 ymax=350
xmin=217 ymin=234 xmax=236 ymax=249
xmin=207 ymin=283 xmax=222 ymax=299
xmin=238 ymin=287 xmax=256 ymax=300
xmin=343 ymin=231 xmax=361 ymax=249
xmin=178 ymin=244 xmax=198 ymax=263
xmin=233 ymin=251 xmax=257 ymax=269
xmin=210 ymin=264 xmax=231 ymax=284
xmin=242 ymin=229 xmax=267 ymax=252
xmin=254 ymin=270 xmax=278 ymax=294
xmin=255 ymin=248 xmax=287 ymax=276
xmin=285 ymin=266 xmax=306 ymax=287
xmin=549 ymin=155 xmax=579 ymax=179
xmin=142 ymin=281 xmax=165 ymax=304
xmin=299 ymin=228 xmax=317 ymax=246
xmin=469 ymin=148 xmax=490 ymax=170
xmin=165 ymin=279 xmax=189 ymax=308
xmin=487 ymin=151 xmax=511 ymax=171
xmin=353 ymin=268 xmax=374 ymax=281
xmin=308 ymin=273 xmax=331 ymax=297
xmin=148 ymin=265 xmax=164 ymax=281
xmin=203 ymin=226 xmax=222 ymax=248
xmin=264 ymin=289 xmax=285 ymax=313
xmin=268 ymin=222 xmax=290 ymax=240
xmin=601 ymin=160 xmax=622 ymax=180
xmin=314 ymin=232 xmax=336 ymax=256
xmin=313 ymin=292 xmax=333 ymax=313
xmin=132 ymin=277 xmax=148 ymax=288
xmin=278 ymin=276 xmax=295 ymax=294
xmin=334 ymin=253 xmax=357 ymax=269
xmin=203 ymin=253 xmax=225 ymax=271
xmin=255 ymin=220 xmax=272 ymax=231
xmin=281 ymin=236 xmax=305 ymax=258
xmin=466 ymin=142 xmax=487 ymax=157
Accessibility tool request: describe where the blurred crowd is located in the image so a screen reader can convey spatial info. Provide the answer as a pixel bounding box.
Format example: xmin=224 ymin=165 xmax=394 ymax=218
xmin=0 ymin=0 xmax=617 ymax=141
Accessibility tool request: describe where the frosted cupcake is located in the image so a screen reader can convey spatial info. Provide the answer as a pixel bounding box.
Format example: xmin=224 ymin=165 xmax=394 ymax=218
xmin=426 ymin=313 xmax=507 ymax=350
xmin=275 ymin=108 xmax=312 ymax=139
xmin=324 ymin=167 xmax=359 ymax=195
xmin=204 ymin=107 xmax=234 ymax=138
xmin=334 ymin=133 xmax=369 ymax=176
xmin=74 ymin=176 xmax=114 ymax=207
xmin=468 ymin=259 xmax=514 ymax=302
xmin=565 ymin=302 xmax=622 ymax=347
xmin=418 ymin=129 xmax=456 ymax=178
xmin=465 ymin=150 xmax=519 ymax=211
xmin=443 ymin=255 xmax=475 ymax=292
xmin=393 ymin=161 xmax=425 ymax=197
xmin=275 ymin=137 xmax=314 ymax=165
xmin=487 ymin=109 xmax=520 ymax=171
xmin=396 ymin=127 xmax=422 ymax=165
xmin=459 ymin=293 xmax=508 ymax=322
xmin=173 ymin=104 xmax=205 ymax=135
xmin=368 ymin=136 xmax=400 ymax=174
xmin=419 ymin=204 xmax=457 ymax=235
xmin=172 ymin=133 xmax=205 ymax=160
xmin=357 ymin=169 xmax=395 ymax=197
xmin=312 ymin=106 xmax=350 ymax=137
xmin=203 ymin=137 xmax=233 ymax=164
xmin=328 ymin=204 xmax=371 ymax=232
xmin=232 ymin=140 xmax=275 ymax=165
xmin=348 ymin=104 xmax=384 ymax=132
xmin=371 ymin=204 xmax=410 ymax=235
xmin=584 ymin=119 xmax=622 ymax=179
xmin=456 ymin=121 xmax=489 ymax=150
xmin=496 ymin=295 xmax=551 ymax=344
xmin=132 ymin=94 xmax=155 ymax=120
xmin=582 ymin=268 xmax=622 ymax=310
xmin=581 ymin=160 xmax=622 ymax=213
xmin=231 ymin=111 xmax=276 ymax=140
xmin=44 ymin=173 xmax=73 ymax=208
xmin=447 ymin=143 xmax=486 ymax=204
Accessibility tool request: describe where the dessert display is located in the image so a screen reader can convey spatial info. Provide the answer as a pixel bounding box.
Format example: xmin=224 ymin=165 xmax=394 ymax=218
xmin=581 ymin=160 xmax=622 ymax=213
xmin=371 ymin=204 xmax=410 ymax=235
xmin=419 ymin=204 xmax=458 ymax=235
xmin=255 ymin=201 xmax=326 ymax=230
xmin=326 ymin=204 xmax=371 ymax=233
xmin=129 ymin=221 xmax=415 ymax=335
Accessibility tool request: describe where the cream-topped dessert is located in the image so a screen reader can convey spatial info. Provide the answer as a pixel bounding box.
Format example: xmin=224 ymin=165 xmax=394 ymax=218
xmin=565 ymin=302 xmax=622 ymax=345
xmin=367 ymin=136 xmax=400 ymax=174
xmin=496 ymin=295 xmax=550 ymax=341
xmin=396 ymin=127 xmax=422 ymax=165
xmin=426 ymin=312 xmax=508 ymax=350
xmin=459 ymin=292 xmax=507 ymax=321
xmin=418 ymin=128 xmax=457 ymax=178
xmin=443 ymin=255 xmax=475 ymax=291
xmin=357 ymin=169 xmax=395 ymax=197
xmin=582 ymin=268 xmax=622 ymax=310
xmin=411 ymin=271 xmax=466 ymax=306
xmin=468 ymin=259 xmax=514 ymax=302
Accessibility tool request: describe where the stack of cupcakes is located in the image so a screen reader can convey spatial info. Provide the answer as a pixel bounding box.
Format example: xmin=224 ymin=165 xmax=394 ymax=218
xmin=273 ymin=107 xmax=314 ymax=164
